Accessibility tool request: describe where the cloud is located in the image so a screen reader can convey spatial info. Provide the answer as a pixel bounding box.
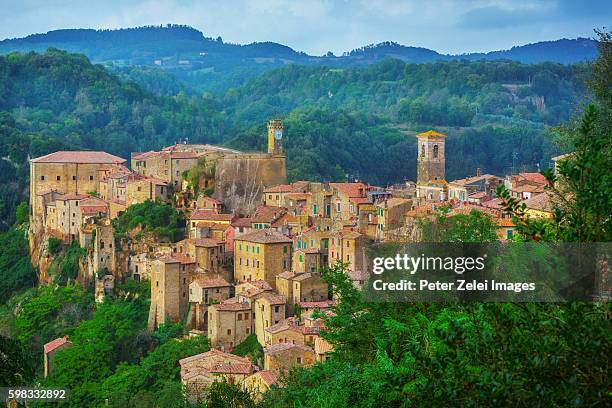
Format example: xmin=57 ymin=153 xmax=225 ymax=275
xmin=0 ymin=0 xmax=610 ymax=55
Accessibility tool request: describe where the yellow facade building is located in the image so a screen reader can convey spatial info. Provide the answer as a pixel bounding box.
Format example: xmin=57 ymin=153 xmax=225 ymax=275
xmin=234 ymin=229 xmax=292 ymax=287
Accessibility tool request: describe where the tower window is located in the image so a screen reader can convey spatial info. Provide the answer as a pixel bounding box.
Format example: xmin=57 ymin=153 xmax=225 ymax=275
xmin=421 ymin=143 xmax=425 ymax=157
xmin=433 ymin=145 xmax=439 ymax=159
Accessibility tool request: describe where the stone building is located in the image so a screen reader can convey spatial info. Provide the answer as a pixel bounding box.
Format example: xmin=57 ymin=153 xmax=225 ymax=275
xmin=43 ymin=336 xmax=72 ymax=378
xmin=375 ymin=197 xmax=412 ymax=241
xmin=189 ymin=277 xmax=232 ymax=330
xmin=30 ymin=151 xmax=126 ymax=222
xmin=263 ymin=343 xmax=316 ymax=376
xmin=328 ymin=229 xmax=372 ymax=274
xmin=176 ymin=237 xmax=226 ymax=274
xmin=415 ymin=130 xmax=447 ymax=201
xmin=276 ymin=271 xmax=328 ymax=316
xmin=234 ymin=229 xmax=292 ymax=287
xmin=148 ymin=255 xmax=196 ymax=330
xmin=207 ymin=299 xmax=253 ymax=350
xmin=180 ymin=349 xmax=255 ymax=405
xmin=253 ymin=293 xmax=286 ymax=346
xmin=244 ymin=370 xmax=277 ymax=401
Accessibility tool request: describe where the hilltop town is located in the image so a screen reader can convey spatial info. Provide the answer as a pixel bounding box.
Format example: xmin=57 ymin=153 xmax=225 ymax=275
xmin=30 ymin=120 xmax=561 ymax=401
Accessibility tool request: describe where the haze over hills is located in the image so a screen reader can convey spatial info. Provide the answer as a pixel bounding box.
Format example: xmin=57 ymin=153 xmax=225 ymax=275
xmin=0 ymin=25 xmax=597 ymax=64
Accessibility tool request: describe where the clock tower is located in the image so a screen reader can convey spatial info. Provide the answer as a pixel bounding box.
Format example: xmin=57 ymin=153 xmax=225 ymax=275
xmin=267 ymin=119 xmax=283 ymax=155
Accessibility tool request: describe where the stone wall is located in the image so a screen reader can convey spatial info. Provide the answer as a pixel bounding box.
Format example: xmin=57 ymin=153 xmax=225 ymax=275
xmin=213 ymin=154 xmax=286 ymax=215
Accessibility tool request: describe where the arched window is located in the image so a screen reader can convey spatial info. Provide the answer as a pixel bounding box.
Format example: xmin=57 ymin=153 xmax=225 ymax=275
xmin=421 ymin=143 xmax=425 ymax=157
xmin=433 ymin=144 xmax=439 ymax=158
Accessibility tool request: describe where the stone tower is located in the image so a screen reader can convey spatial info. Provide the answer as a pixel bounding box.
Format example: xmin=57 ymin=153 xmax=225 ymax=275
xmin=267 ymin=119 xmax=283 ymax=155
xmin=416 ymin=130 xmax=446 ymax=184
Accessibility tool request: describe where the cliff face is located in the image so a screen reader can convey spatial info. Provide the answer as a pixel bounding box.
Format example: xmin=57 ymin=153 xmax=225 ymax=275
xmin=214 ymin=154 xmax=286 ymax=215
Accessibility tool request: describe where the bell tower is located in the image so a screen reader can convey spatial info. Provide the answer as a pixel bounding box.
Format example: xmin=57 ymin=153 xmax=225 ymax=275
xmin=267 ymin=119 xmax=283 ymax=155
xmin=416 ymin=130 xmax=446 ymax=184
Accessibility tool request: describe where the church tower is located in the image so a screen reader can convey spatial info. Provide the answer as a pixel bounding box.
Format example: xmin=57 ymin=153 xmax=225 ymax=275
xmin=416 ymin=130 xmax=446 ymax=183
xmin=416 ymin=130 xmax=447 ymax=200
xmin=267 ymin=119 xmax=283 ymax=155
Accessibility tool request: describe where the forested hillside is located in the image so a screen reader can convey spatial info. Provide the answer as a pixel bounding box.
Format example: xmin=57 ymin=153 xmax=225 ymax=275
xmin=0 ymin=49 xmax=226 ymax=225
xmin=0 ymin=26 xmax=598 ymax=94
xmin=0 ymin=48 xmax=587 ymax=225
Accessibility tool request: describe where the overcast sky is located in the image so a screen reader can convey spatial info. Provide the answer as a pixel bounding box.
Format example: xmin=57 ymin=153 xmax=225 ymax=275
xmin=1 ymin=0 xmax=610 ymax=55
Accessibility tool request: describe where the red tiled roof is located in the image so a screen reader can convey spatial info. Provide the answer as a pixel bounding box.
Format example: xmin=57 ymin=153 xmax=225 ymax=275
xmin=468 ymin=192 xmax=487 ymax=199
xmin=158 ymin=254 xmax=196 ymax=264
xmin=315 ymin=337 xmax=333 ymax=354
xmin=190 ymin=209 xmax=234 ymax=222
xmin=44 ymin=336 xmax=71 ymax=354
xmin=131 ymin=151 xmax=161 ymax=160
xmin=56 ymin=194 xmax=89 ymax=201
xmin=252 ymin=206 xmax=286 ymax=223
xmin=179 ymin=348 xmax=252 ymax=367
xmin=32 ymin=151 xmax=126 ymax=164
xmin=259 ymin=293 xmax=286 ymax=305
xmin=519 ymin=172 xmax=548 ymax=185
xmin=240 ymin=280 xmax=273 ymax=291
xmin=211 ymin=300 xmax=251 ymax=311
xmin=237 ymin=229 xmax=292 ymax=244
xmin=264 ymin=342 xmax=315 ymax=355
xmin=264 ymin=181 xmax=309 ymax=194
xmin=299 ymin=300 xmax=334 ymax=309
xmin=191 ymin=237 xmax=225 ymax=247
xmin=523 ymin=193 xmax=552 ymax=212
xmin=329 ymin=182 xmax=368 ymax=198
xmin=257 ymin=370 xmax=277 ymax=386
xmin=232 ymin=217 xmax=252 ymax=228
xmin=192 ymin=277 xmax=231 ymax=288
xmin=349 ymin=197 xmax=371 ymax=205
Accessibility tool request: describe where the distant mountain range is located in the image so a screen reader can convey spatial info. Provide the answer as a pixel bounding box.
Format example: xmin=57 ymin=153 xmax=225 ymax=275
xmin=0 ymin=25 xmax=598 ymax=93
xmin=0 ymin=24 xmax=598 ymax=65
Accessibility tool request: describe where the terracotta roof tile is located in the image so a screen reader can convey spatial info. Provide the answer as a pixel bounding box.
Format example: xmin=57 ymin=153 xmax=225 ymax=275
xmin=192 ymin=277 xmax=231 ymax=288
xmin=190 ymin=209 xmax=234 ymax=222
xmin=236 ymin=229 xmax=292 ymax=244
xmin=256 ymin=370 xmax=277 ymax=386
xmin=416 ymin=130 xmax=446 ymax=138
xmin=43 ymin=336 xmax=71 ymax=354
xmin=32 ymin=151 xmax=126 ymax=164
xmin=264 ymin=343 xmax=315 ymax=355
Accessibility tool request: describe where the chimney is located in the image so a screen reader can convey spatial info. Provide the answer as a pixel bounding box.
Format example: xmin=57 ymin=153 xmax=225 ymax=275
xmin=476 ymin=168 xmax=481 ymax=177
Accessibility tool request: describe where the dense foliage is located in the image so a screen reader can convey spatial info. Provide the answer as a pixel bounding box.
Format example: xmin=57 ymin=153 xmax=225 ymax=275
xmin=111 ymin=200 xmax=186 ymax=242
xmin=0 ymin=226 xmax=37 ymax=303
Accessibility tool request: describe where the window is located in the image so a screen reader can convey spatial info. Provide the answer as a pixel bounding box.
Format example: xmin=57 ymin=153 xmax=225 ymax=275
xmin=283 ymin=246 xmax=288 ymax=253
xmin=507 ymin=229 xmax=513 ymax=240
xmin=246 ymin=328 xmax=250 ymax=334
xmin=421 ymin=143 xmax=425 ymax=157
xmin=40 ymin=175 xmax=45 ymax=181
xmin=310 ymin=239 xmax=314 ymax=247
xmin=433 ymin=144 xmax=439 ymax=159
xmin=313 ymin=205 xmax=318 ymax=214
xmin=336 ymin=202 xmax=341 ymax=212
xmin=90 ymin=175 xmax=94 ymax=181
xmin=56 ymin=175 xmax=61 ymax=181
xmin=238 ymin=314 xmax=242 ymax=321
xmin=72 ymin=175 xmax=76 ymax=181
xmin=227 ymin=329 xmax=231 ymax=335
xmin=257 ymin=261 xmax=260 ymax=268
xmin=299 ymin=254 xmax=303 ymax=262
xmin=297 ymin=357 xmax=302 ymax=364
xmin=275 ymin=306 xmax=280 ymax=313
xmin=283 ymin=260 xmax=287 ymax=269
